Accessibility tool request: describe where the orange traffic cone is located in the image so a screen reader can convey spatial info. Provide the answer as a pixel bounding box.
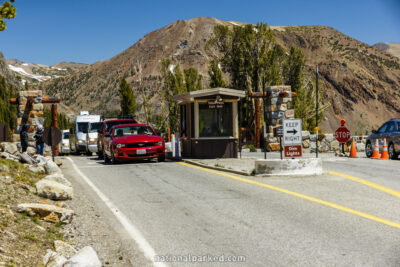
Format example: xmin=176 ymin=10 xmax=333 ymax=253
xmin=381 ymin=138 xmax=389 ymax=160
xmin=350 ymin=138 xmax=357 ymax=158
xmin=371 ymin=139 xmax=380 ymax=159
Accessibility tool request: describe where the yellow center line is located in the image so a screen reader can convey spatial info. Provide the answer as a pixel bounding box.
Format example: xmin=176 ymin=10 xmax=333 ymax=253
xmin=327 ymin=170 xmax=400 ymax=198
xmin=178 ymin=162 xmax=400 ymax=230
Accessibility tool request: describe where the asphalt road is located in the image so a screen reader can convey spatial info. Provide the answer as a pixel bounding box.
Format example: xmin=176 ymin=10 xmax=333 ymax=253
xmin=63 ymin=155 xmax=400 ymax=266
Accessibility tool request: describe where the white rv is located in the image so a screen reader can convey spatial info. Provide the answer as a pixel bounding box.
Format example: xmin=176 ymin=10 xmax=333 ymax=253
xmin=69 ymin=111 xmax=101 ymax=155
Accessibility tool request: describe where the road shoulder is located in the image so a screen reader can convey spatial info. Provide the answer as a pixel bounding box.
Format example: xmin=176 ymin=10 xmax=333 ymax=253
xmin=60 ymin=156 xmax=152 ymax=267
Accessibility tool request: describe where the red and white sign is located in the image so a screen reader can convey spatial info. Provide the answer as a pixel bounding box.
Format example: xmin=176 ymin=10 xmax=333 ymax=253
xmin=284 ymin=145 xmax=302 ymax=157
xmin=334 ymin=126 xmax=351 ymax=143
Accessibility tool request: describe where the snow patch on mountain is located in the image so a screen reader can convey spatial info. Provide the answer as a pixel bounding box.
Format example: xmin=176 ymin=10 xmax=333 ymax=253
xmin=8 ymin=64 xmax=51 ymax=81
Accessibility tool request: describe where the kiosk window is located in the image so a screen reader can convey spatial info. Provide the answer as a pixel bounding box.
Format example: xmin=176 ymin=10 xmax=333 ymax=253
xmin=199 ymin=103 xmax=232 ymax=137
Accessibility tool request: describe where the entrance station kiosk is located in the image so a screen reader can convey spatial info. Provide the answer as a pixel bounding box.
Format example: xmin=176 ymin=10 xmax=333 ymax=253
xmin=173 ymin=88 xmax=245 ymax=159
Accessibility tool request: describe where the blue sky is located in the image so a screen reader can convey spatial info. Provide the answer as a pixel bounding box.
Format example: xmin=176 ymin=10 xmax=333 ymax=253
xmin=0 ymin=0 xmax=399 ymax=65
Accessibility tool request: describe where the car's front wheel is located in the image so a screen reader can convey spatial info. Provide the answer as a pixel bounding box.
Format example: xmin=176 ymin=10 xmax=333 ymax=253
xmin=110 ymin=148 xmax=118 ymax=164
xmin=158 ymin=154 xmax=165 ymax=162
xmin=365 ymin=141 xmax=373 ymax=158
xmin=103 ymin=149 xmax=110 ymax=163
xmin=388 ymin=143 xmax=397 ymax=160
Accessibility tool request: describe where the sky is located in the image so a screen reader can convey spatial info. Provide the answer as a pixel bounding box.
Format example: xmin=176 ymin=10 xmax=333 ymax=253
xmin=0 ymin=0 xmax=399 ymax=66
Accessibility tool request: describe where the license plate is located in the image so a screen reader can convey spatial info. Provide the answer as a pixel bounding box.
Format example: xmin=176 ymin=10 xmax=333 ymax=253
xmin=137 ymin=149 xmax=146 ymax=155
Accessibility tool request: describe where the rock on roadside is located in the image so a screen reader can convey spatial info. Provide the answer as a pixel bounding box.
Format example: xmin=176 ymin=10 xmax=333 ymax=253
xmin=63 ymin=246 xmax=102 ymax=267
xmin=17 ymin=203 xmax=74 ymax=223
xmin=1 ymin=142 xmax=18 ymax=155
xmin=42 ymin=174 xmax=72 ymax=187
xmin=45 ymin=160 xmax=62 ymax=175
xmin=36 ymin=179 xmax=73 ymax=200
xmin=54 ymin=240 xmax=77 ymax=259
xmin=20 ymin=152 xmax=34 ymax=164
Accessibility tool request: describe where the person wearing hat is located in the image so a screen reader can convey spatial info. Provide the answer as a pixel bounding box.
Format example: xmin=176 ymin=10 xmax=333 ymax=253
xmin=34 ymin=124 xmax=44 ymax=155
xmin=20 ymin=124 xmax=29 ymax=153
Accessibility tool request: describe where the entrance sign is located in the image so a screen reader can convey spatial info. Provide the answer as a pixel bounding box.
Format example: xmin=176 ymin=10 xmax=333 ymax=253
xmin=334 ymin=126 xmax=351 ymax=143
xmin=208 ymin=97 xmax=224 ymax=109
xmin=283 ymin=119 xmax=302 ymax=145
xmin=284 ymin=145 xmax=302 ymax=157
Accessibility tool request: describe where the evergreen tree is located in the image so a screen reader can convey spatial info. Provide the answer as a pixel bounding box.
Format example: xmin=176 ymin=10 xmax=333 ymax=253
xmin=0 ymin=0 xmax=16 ymax=31
xmin=119 ymin=78 xmax=137 ymax=117
xmin=208 ymin=60 xmax=226 ymax=88
xmin=184 ymin=67 xmax=202 ymax=92
xmin=0 ymin=75 xmax=17 ymax=135
xmin=285 ymin=46 xmax=304 ymax=93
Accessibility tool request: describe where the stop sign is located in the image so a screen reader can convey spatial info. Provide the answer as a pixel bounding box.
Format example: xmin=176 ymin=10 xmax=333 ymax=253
xmin=335 ymin=126 xmax=351 ymax=143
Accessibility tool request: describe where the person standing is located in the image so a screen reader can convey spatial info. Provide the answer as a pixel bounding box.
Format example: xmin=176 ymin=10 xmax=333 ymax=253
xmin=20 ymin=124 xmax=29 ymax=153
xmin=34 ymin=124 xmax=44 ymax=155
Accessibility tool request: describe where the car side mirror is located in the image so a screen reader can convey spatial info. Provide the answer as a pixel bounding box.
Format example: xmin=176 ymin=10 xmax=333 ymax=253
xmin=372 ymin=129 xmax=377 ymax=134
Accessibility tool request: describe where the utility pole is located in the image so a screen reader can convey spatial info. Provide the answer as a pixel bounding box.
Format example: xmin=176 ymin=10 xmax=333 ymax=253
xmin=262 ymin=68 xmax=267 ymax=159
xmin=315 ymin=66 xmax=319 ymax=158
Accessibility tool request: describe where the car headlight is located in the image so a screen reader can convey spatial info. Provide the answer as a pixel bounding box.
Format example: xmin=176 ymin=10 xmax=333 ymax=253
xmin=89 ymin=138 xmax=97 ymax=144
xmin=116 ymin=143 xmax=126 ymax=148
xmin=77 ymin=140 xmax=84 ymax=144
xmin=157 ymin=141 xmax=163 ymax=146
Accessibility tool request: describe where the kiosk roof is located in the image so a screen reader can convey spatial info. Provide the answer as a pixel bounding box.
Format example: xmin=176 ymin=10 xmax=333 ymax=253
xmin=173 ymin=88 xmax=246 ymax=104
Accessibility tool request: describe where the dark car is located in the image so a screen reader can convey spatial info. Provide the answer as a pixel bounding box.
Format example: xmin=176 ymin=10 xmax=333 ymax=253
xmin=103 ymin=124 xmax=165 ymax=164
xmin=97 ymin=118 xmax=137 ymax=158
xmin=366 ymin=118 xmax=400 ymax=159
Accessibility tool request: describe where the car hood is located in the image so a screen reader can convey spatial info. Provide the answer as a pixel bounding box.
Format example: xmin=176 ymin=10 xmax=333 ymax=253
xmin=87 ymin=132 xmax=98 ymax=139
xmin=114 ymin=135 xmax=163 ymax=143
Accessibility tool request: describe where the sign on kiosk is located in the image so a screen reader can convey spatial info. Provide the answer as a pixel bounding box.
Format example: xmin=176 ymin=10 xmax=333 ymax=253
xmin=283 ymin=119 xmax=302 ymax=158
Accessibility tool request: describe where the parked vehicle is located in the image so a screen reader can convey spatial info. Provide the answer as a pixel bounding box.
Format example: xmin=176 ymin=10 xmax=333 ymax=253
xmin=59 ymin=130 xmax=70 ymax=155
xmin=69 ymin=111 xmax=101 ymax=155
xmin=97 ymin=118 xmax=137 ymax=158
xmin=366 ymin=118 xmax=400 ymax=159
xmin=103 ymin=124 xmax=165 ymax=164
xmin=86 ymin=121 xmax=102 ymax=155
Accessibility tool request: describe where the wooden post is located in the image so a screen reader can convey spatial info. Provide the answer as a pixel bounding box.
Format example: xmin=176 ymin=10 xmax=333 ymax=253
xmin=51 ymin=104 xmax=59 ymax=156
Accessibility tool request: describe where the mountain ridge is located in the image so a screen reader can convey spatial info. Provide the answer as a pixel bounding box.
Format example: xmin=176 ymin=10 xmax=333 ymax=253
xmin=36 ymin=17 xmax=400 ymax=133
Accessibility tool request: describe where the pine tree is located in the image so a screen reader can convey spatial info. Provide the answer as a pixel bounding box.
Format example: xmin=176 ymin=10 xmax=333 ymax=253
xmin=119 ymin=78 xmax=137 ymax=117
xmin=184 ymin=67 xmax=202 ymax=92
xmin=0 ymin=75 xmax=17 ymax=135
xmin=208 ymin=60 xmax=226 ymax=88
xmin=285 ymin=46 xmax=304 ymax=93
xmin=0 ymin=0 xmax=16 ymax=31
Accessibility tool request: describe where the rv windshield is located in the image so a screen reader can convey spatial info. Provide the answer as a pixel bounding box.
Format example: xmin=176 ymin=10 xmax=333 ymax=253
xmin=89 ymin=122 xmax=102 ymax=133
xmin=77 ymin=122 xmax=89 ymax=133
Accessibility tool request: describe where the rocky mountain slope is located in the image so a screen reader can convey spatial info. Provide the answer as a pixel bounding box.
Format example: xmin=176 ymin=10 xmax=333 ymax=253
xmin=6 ymin=59 xmax=87 ymax=85
xmin=0 ymin=52 xmax=22 ymax=90
xmin=37 ymin=17 xmax=400 ymax=133
xmin=374 ymin=42 xmax=400 ymax=59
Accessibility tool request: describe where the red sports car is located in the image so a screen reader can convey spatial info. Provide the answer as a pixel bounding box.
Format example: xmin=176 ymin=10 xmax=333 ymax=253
xmin=103 ymin=124 xmax=165 ymax=164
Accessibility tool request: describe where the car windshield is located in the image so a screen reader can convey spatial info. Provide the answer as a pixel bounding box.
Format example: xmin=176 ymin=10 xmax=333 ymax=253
xmin=113 ymin=126 xmax=155 ymax=137
xmin=105 ymin=120 xmax=136 ymax=133
xmin=77 ymin=122 xmax=88 ymax=133
xmin=63 ymin=132 xmax=69 ymax=139
xmin=89 ymin=122 xmax=102 ymax=133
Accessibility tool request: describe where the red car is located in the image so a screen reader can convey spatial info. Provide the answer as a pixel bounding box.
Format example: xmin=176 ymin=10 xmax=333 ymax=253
xmin=103 ymin=124 xmax=165 ymax=164
xmin=97 ymin=118 xmax=137 ymax=158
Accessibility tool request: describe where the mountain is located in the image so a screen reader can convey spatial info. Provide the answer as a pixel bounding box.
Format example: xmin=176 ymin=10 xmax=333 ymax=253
xmin=6 ymin=59 xmax=88 ymax=85
xmin=37 ymin=17 xmax=400 ymax=133
xmin=0 ymin=53 xmax=22 ymax=90
xmin=373 ymin=42 xmax=400 ymax=59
